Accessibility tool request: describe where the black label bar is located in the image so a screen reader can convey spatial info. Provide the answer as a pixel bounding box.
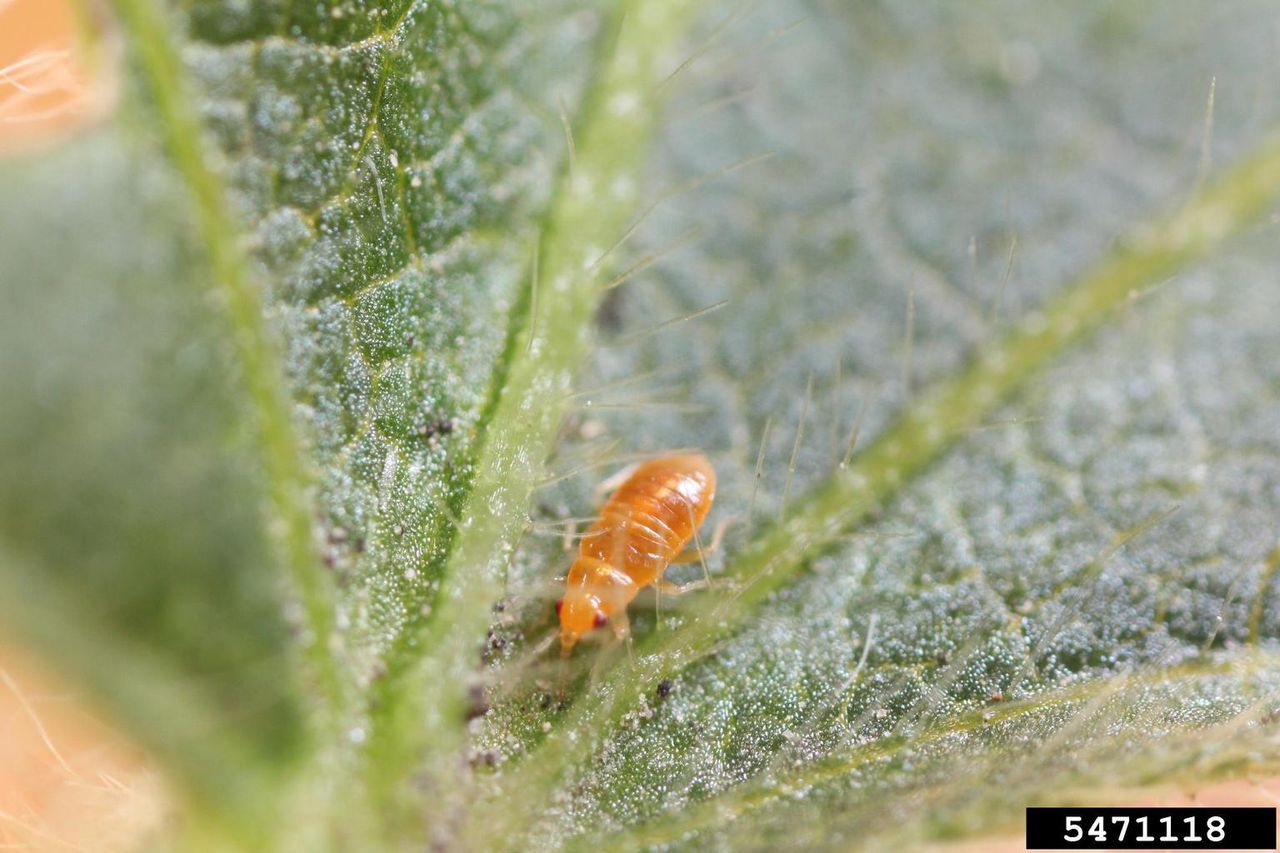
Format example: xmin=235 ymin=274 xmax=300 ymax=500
xmin=1026 ymin=807 xmax=1276 ymax=849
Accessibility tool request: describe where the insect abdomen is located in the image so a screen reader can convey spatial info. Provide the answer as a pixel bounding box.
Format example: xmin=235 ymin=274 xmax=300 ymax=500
xmin=579 ymin=454 xmax=716 ymax=587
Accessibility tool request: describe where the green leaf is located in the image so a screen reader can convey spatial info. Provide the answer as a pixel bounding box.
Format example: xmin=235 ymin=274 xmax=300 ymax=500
xmin=2 ymin=0 xmax=598 ymax=832
xmin=4 ymin=0 xmax=1280 ymax=850
xmin=161 ymin=0 xmax=556 ymax=689
xmin=464 ymin=1 xmax=1280 ymax=848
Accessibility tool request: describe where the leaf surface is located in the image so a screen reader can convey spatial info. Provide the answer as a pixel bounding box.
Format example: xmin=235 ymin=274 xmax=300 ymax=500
xmin=469 ymin=2 xmax=1280 ymax=848
xmin=3 ymin=1 xmax=1280 ymax=850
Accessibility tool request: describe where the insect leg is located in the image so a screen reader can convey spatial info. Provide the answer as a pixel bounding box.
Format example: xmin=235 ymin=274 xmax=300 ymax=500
xmin=610 ymin=608 xmax=632 ymax=642
xmin=610 ymin=609 xmax=634 ymax=663
xmin=703 ymin=514 xmax=735 ymax=554
xmin=690 ymin=506 xmax=713 ymax=586
xmin=655 ymin=578 xmax=713 ymax=596
xmin=668 ymin=514 xmax=737 ymax=564
xmin=593 ymin=462 xmax=640 ymax=506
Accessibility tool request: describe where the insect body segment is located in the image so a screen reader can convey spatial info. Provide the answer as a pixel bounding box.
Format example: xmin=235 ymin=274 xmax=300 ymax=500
xmin=558 ymin=453 xmax=716 ymax=656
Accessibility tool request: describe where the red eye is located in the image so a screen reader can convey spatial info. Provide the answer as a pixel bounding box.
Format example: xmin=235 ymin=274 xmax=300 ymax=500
xmin=554 ymin=599 xmax=563 ymax=617
xmin=593 ymin=611 xmax=607 ymax=628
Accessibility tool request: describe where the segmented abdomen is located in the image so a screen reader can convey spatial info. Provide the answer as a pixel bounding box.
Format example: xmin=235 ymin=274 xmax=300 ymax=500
xmin=578 ymin=453 xmax=716 ymax=587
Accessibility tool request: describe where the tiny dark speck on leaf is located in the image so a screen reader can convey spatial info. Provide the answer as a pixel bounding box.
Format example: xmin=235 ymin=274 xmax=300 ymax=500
xmin=538 ymin=692 xmax=566 ymax=712
xmin=466 ymin=684 xmax=489 ymax=720
xmin=656 ymin=679 xmax=674 ymax=700
xmin=468 ymin=750 xmax=498 ymax=769
xmin=419 ymin=418 xmax=455 ymax=440
xmin=481 ymin=629 xmax=507 ymax=663
xmin=595 ymin=286 xmax=627 ymax=332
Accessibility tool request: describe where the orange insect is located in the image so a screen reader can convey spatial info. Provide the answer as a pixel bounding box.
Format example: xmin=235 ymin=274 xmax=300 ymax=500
xmin=556 ymin=453 xmax=717 ymax=656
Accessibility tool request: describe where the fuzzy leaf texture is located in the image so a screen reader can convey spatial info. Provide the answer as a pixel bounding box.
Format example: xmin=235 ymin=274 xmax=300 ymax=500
xmin=2 ymin=0 xmax=1280 ymax=851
